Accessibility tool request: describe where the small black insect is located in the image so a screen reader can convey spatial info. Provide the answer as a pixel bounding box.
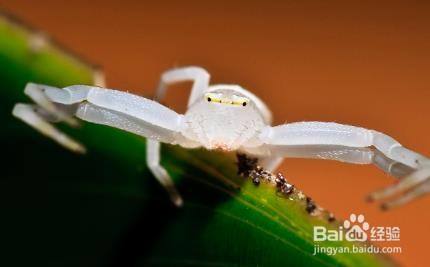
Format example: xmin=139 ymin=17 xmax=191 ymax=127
xmin=305 ymin=197 xmax=317 ymax=214
xmin=237 ymin=153 xmax=258 ymax=177
xmin=280 ymin=183 xmax=294 ymax=195
xmin=252 ymin=175 xmax=260 ymax=185
xmin=275 ymin=173 xmax=294 ymax=195
xmin=275 ymin=173 xmax=286 ymax=187
xmin=249 ymin=169 xmax=261 ymax=185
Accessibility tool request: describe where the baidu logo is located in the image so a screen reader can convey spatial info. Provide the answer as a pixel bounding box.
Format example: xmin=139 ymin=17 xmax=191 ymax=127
xmin=313 ymin=213 xmax=402 ymax=255
xmin=313 ymin=213 xmax=399 ymax=242
xmin=313 ymin=213 xmax=369 ymax=242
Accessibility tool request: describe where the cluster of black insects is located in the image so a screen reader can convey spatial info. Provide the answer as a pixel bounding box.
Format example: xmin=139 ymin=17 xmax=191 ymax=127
xmin=237 ymin=153 xmax=294 ymax=195
xmin=237 ymin=153 xmax=336 ymax=222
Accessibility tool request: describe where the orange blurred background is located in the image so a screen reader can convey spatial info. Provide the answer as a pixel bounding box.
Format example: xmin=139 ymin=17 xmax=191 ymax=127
xmin=1 ymin=0 xmax=429 ymax=266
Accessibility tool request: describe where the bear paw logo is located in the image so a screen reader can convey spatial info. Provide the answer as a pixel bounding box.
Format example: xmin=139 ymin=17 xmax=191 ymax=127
xmin=343 ymin=214 xmax=369 ymax=242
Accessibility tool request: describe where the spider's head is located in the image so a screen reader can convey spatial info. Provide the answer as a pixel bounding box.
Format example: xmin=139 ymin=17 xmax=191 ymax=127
xmin=182 ymin=85 xmax=268 ymax=151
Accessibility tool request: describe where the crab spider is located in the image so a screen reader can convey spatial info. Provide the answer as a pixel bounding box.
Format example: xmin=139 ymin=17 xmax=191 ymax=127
xmin=12 ymin=66 xmax=430 ymax=209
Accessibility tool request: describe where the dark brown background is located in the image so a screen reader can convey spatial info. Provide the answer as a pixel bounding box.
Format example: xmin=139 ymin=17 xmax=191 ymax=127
xmin=1 ymin=1 xmax=429 ymax=266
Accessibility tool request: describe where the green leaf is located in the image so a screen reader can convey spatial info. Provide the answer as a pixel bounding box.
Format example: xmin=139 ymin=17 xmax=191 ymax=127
xmin=0 ymin=14 xmax=396 ymax=267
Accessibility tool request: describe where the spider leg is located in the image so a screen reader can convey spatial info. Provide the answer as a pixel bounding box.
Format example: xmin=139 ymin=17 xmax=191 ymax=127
xmin=76 ymin=98 xmax=188 ymax=207
xmin=255 ymin=121 xmax=430 ymax=209
xmin=22 ymin=82 xmax=80 ymax=126
xmin=259 ymin=156 xmax=284 ymax=172
xmin=145 ymin=66 xmax=210 ymax=206
xmin=241 ymin=144 xmax=374 ymax=173
xmin=12 ymin=68 xmax=104 ymax=152
xmin=155 ymin=66 xmax=210 ymax=107
xmin=365 ymin=132 xmax=430 ymax=206
xmin=12 ymin=103 xmax=86 ymax=153
xmin=147 ymin=140 xmax=183 ymax=206
xmin=368 ymin=166 xmax=430 ymax=202
xmin=380 ymin=178 xmax=430 ymax=210
xmin=12 ymin=83 xmax=89 ymax=152
xmin=13 ymin=83 xmax=190 ymax=206
xmin=372 ymin=150 xmax=415 ymax=178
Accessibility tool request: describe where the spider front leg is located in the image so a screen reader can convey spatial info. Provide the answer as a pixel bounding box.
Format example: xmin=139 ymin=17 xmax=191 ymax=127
xmin=368 ymin=159 xmax=430 ymax=209
xmin=13 ymin=83 xmax=87 ymax=153
xmin=366 ymin=131 xmax=430 ymax=208
xmin=13 ymin=83 xmax=192 ymax=206
xmin=256 ymin=122 xmax=430 ymax=209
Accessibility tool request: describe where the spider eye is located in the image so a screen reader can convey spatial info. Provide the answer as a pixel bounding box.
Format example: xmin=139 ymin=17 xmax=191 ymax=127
xmin=231 ymin=94 xmax=249 ymax=107
xmin=205 ymin=93 xmax=219 ymax=103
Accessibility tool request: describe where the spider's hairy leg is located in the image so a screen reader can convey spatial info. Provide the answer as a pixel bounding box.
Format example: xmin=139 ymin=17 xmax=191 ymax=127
xmin=257 ymin=122 xmax=430 ymax=209
xmin=156 ymin=66 xmax=210 ymax=107
xmin=14 ymin=81 xmax=193 ymax=206
xmin=147 ymin=66 xmax=210 ymax=207
xmin=12 ymin=83 xmax=86 ymax=153
xmin=368 ymin=164 xmax=430 ymax=205
xmin=12 ymin=69 xmax=105 ymax=154
xmin=379 ymin=179 xmax=430 ymax=210
xmin=12 ymin=103 xmax=85 ymax=153
xmin=22 ymin=82 xmax=80 ymax=126
xmin=147 ymin=140 xmax=183 ymax=207
xmin=368 ymin=151 xmax=430 ymax=209
xmin=57 ymin=86 xmax=190 ymax=206
xmin=259 ymin=156 xmax=284 ymax=172
xmin=372 ymin=150 xmax=415 ymax=179
xmin=366 ymin=131 xmax=430 ymax=207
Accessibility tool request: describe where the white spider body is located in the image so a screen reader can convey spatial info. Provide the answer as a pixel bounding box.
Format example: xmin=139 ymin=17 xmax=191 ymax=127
xmin=12 ymin=66 xmax=430 ymax=209
xmin=182 ymin=86 xmax=266 ymax=151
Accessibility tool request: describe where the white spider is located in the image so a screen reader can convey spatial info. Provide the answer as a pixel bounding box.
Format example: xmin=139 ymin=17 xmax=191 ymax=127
xmin=12 ymin=66 xmax=430 ymax=209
